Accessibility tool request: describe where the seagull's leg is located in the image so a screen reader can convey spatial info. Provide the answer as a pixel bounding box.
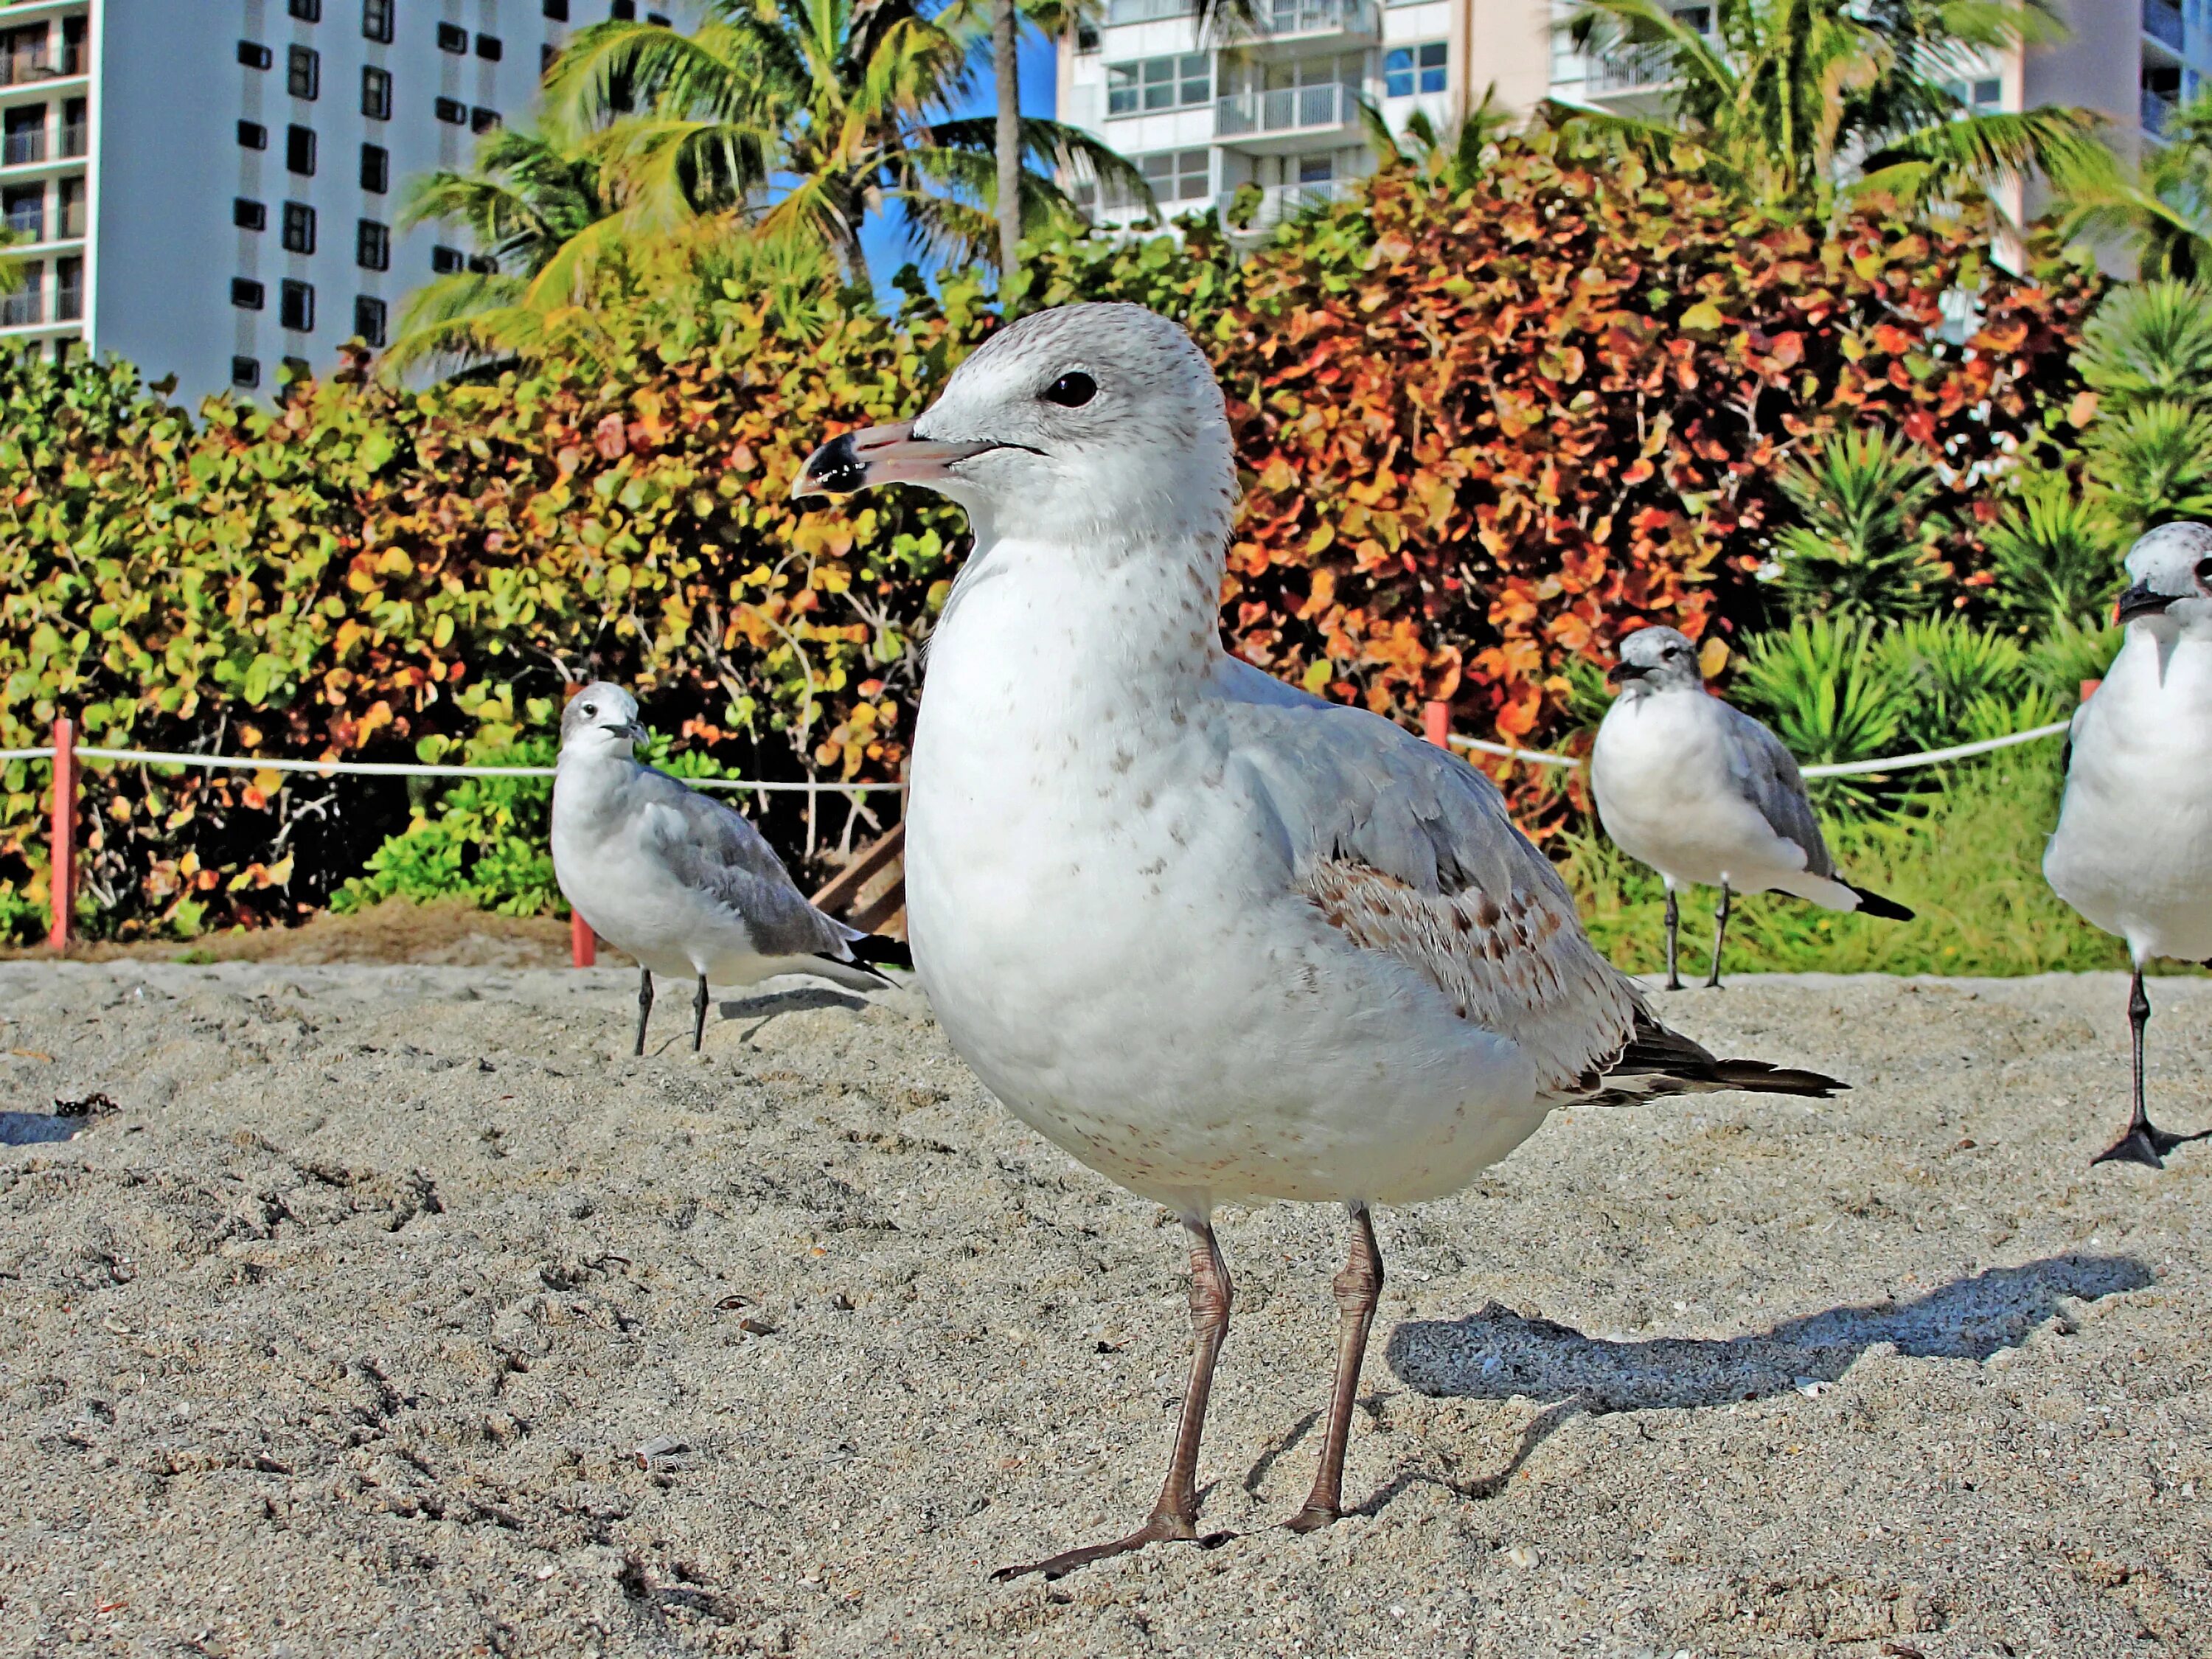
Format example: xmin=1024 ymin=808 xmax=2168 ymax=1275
xmin=992 ymin=1217 xmax=1233 ymax=1582
xmin=633 ymin=969 xmax=653 ymax=1057
xmin=692 ymin=973 xmax=710 ymax=1052
xmin=1705 ymin=881 xmax=1731 ymax=990
xmin=1663 ymin=883 xmax=1683 ymax=992
xmin=1284 ymin=1200 xmax=1383 ymax=1534
xmin=2095 ymin=968 xmax=2211 ymax=1167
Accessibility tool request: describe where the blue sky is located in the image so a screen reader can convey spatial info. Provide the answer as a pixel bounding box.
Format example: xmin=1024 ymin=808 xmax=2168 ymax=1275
xmin=855 ymin=29 xmax=1060 ymax=285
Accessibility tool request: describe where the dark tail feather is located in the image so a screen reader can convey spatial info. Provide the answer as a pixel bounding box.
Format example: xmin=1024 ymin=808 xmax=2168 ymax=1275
xmin=1703 ymin=1058 xmax=1848 ymax=1098
xmin=1585 ymin=1010 xmax=1847 ymax=1105
xmin=1846 ymin=883 xmax=1914 ymax=922
xmin=846 ymin=932 xmax=914 ymax=973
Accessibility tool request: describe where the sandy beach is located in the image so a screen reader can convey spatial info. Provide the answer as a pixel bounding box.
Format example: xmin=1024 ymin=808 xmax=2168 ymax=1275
xmin=1 ymin=961 xmax=2207 ymax=1657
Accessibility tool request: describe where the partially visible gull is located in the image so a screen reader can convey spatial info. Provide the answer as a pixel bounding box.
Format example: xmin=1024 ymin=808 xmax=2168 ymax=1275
xmin=792 ymin=301 xmax=1843 ymax=1580
xmin=550 ymin=684 xmax=903 ymax=1054
xmin=2044 ymin=522 xmax=2212 ymax=1168
xmin=1591 ymin=625 xmax=1913 ymax=990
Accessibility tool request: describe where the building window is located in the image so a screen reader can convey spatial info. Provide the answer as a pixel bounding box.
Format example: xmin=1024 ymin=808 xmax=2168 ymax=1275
xmin=58 ymin=177 xmax=83 ymax=237
xmin=1297 ymin=154 xmax=1335 ymax=184
xmin=59 ymin=97 xmax=83 ymax=156
xmin=282 ymin=201 xmax=317 ymax=254
xmin=431 ymin=244 xmax=465 ymax=274
xmin=354 ymin=295 xmax=388 ymax=347
xmin=1105 ymin=54 xmax=1210 ymax=116
xmin=281 ymin=355 xmax=311 ymax=383
xmin=54 ymin=254 xmax=80 ymax=321
xmin=1383 ymin=41 xmax=1447 ymax=98
xmin=3 ymin=184 xmax=43 ymax=240
xmin=612 ymin=0 xmax=636 ymax=17
xmin=363 ymin=0 xmax=394 ymax=43
xmin=290 ymin=0 xmax=324 ymax=20
xmin=476 ymin=32 xmax=502 ymax=60
xmin=234 ymin=196 xmax=267 ymax=231
xmin=286 ymin=125 xmax=317 ymax=175
xmin=468 ymin=252 xmax=498 ymax=274
xmin=434 ymin=96 xmax=466 ymax=125
xmin=288 ymin=44 xmax=321 ymax=100
xmin=543 ymin=0 xmax=570 ymax=18
xmin=232 ymin=356 xmax=262 ymax=389
xmin=1077 ymin=22 xmax=1100 ymax=51
xmin=648 ymin=10 xmax=670 ymax=21
xmin=360 ymin=143 xmax=390 ymax=192
xmin=232 ymin=277 xmax=266 ymax=311
xmin=471 ymin=106 xmax=501 ymax=132
xmin=1 ymin=22 xmax=50 ymax=86
xmin=361 ymin=64 xmax=392 ymax=119
xmin=1130 ymin=148 xmax=1208 ymax=206
xmin=280 ymin=279 xmax=316 ymax=333
xmin=238 ymin=40 xmax=273 ymax=70
xmin=437 ymin=21 xmax=467 ymax=52
xmin=356 ymin=218 xmax=390 ymax=269
xmin=238 ymin=119 xmax=268 ymax=152
xmin=58 ymin=15 xmax=83 ymax=74
xmin=542 ymin=43 xmax=559 ymax=72
xmin=2 ymin=106 xmax=43 ymax=167
xmin=1 ymin=260 xmax=41 ymax=326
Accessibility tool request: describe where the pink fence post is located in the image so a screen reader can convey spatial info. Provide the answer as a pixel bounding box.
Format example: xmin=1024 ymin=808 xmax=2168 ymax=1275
xmin=571 ymin=909 xmax=596 ymax=969
xmin=1422 ymin=699 xmax=1451 ymax=750
xmin=48 ymin=715 xmax=76 ymax=951
xmin=2079 ymin=678 xmax=2101 ymax=703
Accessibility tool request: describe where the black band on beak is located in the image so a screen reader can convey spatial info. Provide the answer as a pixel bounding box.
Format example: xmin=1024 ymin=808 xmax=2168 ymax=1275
xmin=1609 ymin=662 xmax=1652 ymax=684
xmin=799 ymin=432 xmax=867 ymax=498
xmin=2116 ymin=580 xmax=2177 ymax=624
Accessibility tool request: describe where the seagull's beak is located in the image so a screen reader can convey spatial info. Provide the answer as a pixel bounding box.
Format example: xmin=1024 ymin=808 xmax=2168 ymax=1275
xmin=790 ymin=422 xmax=1000 ymax=500
xmin=1608 ymin=662 xmax=1651 ymax=685
xmin=603 ymin=720 xmax=647 ymax=743
xmin=2115 ymin=580 xmax=2178 ymax=624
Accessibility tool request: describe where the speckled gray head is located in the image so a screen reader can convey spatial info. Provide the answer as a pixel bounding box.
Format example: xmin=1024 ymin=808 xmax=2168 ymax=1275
xmin=792 ymin=302 xmax=1237 ymax=550
xmin=2116 ymin=522 xmax=2212 ymax=635
xmin=560 ymin=681 xmax=647 ymax=757
xmin=1610 ymin=626 xmax=1702 ymax=696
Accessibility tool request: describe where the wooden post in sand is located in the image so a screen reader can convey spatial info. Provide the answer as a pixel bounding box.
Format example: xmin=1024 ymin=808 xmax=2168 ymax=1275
xmin=570 ymin=910 xmax=596 ymax=969
xmin=48 ymin=715 xmax=75 ymax=951
xmin=1422 ymin=700 xmax=1451 ymax=750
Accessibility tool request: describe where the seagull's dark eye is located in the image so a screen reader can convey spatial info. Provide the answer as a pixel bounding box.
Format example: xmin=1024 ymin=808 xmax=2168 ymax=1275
xmin=1042 ymin=372 xmax=1096 ymax=408
xmin=580 ymin=703 xmax=597 ymax=717
xmin=2196 ymin=556 xmax=2212 ymax=584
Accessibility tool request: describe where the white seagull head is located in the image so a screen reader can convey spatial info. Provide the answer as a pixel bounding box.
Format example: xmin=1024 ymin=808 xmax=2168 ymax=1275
xmin=560 ymin=681 xmax=647 ymax=759
xmin=1610 ymin=625 xmax=1703 ymax=697
xmin=793 ymin=302 xmax=1236 ymax=552
xmin=2115 ymin=522 xmax=2212 ymax=638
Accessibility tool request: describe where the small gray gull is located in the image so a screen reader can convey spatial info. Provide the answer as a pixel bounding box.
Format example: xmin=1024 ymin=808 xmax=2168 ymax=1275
xmin=549 ymin=683 xmax=904 ymax=1054
xmin=2044 ymin=521 xmax=2212 ymax=1168
xmin=793 ymin=301 xmax=1843 ymax=1579
xmin=1591 ymin=625 xmax=1912 ymax=990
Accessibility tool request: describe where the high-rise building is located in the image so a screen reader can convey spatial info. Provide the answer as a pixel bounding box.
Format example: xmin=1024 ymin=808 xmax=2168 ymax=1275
xmin=0 ymin=0 xmax=681 ymax=399
xmin=1056 ymin=1 xmax=2201 ymax=237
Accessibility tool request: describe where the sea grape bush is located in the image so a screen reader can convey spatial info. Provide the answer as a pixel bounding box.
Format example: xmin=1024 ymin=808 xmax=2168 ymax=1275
xmin=0 ymin=132 xmax=2096 ymax=937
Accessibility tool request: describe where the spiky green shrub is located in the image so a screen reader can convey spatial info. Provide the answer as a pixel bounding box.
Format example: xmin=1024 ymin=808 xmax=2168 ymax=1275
xmin=1770 ymin=428 xmax=1950 ymax=621
xmin=1982 ymin=473 xmax=2124 ymax=631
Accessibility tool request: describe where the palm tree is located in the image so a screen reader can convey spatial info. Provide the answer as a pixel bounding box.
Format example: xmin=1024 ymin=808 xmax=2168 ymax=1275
xmin=1558 ymin=0 xmax=2095 ymax=218
xmin=2051 ymin=88 xmax=2212 ymax=280
xmin=544 ymin=0 xmax=1147 ymax=283
xmin=1360 ymin=86 xmax=1514 ymax=195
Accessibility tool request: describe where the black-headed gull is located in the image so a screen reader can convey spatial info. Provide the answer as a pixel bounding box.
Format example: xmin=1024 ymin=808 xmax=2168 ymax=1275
xmin=2045 ymin=522 xmax=2212 ymax=1168
xmin=550 ymin=684 xmax=902 ymax=1054
xmin=793 ymin=302 xmax=1842 ymax=1579
xmin=1591 ymin=625 xmax=1913 ymax=990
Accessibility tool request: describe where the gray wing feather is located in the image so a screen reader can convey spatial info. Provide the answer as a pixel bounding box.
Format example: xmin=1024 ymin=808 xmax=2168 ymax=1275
xmin=1218 ymin=698 xmax=1644 ymax=1100
xmin=629 ymin=769 xmax=857 ymax=959
xmin=1718 ymin=704 xmax=1834 ymax=877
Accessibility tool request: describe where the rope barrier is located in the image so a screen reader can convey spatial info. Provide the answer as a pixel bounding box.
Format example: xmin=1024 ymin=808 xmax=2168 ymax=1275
xmin=0 ymin=743 xmax=900 ymax=793
xmin=1445 ymin=718 xmax=2071 ymax=776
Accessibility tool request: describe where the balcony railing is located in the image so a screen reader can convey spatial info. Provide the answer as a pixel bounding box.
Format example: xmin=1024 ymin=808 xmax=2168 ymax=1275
xmin=4 ymin=204 xmax=41 ymax=240
xmin=59 ymin=118 xmax=83 ymax=157
xmin=1217 ymin=81 xmax=1357 ymax=139
xmin=1 ymin=266 xmax=44 ymax=327
xmin=2143 ymin=87 xmax=2175 ymax=138
xmin=2143 ymin=0 xmax=2185 ymax=51
xmin=1587 ymin=44 xmax=1672 ymax=94
xmin=1228 ymin=177 xmax=1349 ymax=229
xmin=1251 ymin=0 xmax=1377 ymax=39
xmin=54 ymin=260 xmax=80 ymax=321
xmin=1105 ymin=0 xmax=1193 ymax=23
xmin=2 ymin=127 xmax=45 ymax=166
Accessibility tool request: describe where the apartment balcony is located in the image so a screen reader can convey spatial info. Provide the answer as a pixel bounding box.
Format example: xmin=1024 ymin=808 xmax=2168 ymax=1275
xmin=1585 ymin=44 xmax=1672 ymax=97
xmin=1104 ymin=0 xmax=1194 ymax=24
xmin=2143 ymin=0 xmax=2185 ymax=52
xmin=1 ymin=128 xmax=43 ymax=166
xmin=1216 ymin=82 xmax=1362 ymax=151
xmin=1245 ymin=0 xmax=1379 ymax=52
xmin=2143 ymin=87 xmax=2175 ymax=139
xmin=1225 ymin=177 xmax=1350 ymax=231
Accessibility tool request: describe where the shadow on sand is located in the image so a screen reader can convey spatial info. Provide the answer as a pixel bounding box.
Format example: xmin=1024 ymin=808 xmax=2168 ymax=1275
xmin=1343 ymin=1253 xmax=2152 ymax=1511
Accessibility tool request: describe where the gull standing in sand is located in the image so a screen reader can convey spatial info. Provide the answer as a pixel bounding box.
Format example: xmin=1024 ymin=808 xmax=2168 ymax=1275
xmin=793 ymin=302 xmax=1843 ymax=1579
xmin=550 ymin=684 xmax=903 ymax=1054
xmin=1590 ymin=626 xmax=1913 ymax=990
xmin=2044 ymin=522 xmax=2212 ymax=1169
